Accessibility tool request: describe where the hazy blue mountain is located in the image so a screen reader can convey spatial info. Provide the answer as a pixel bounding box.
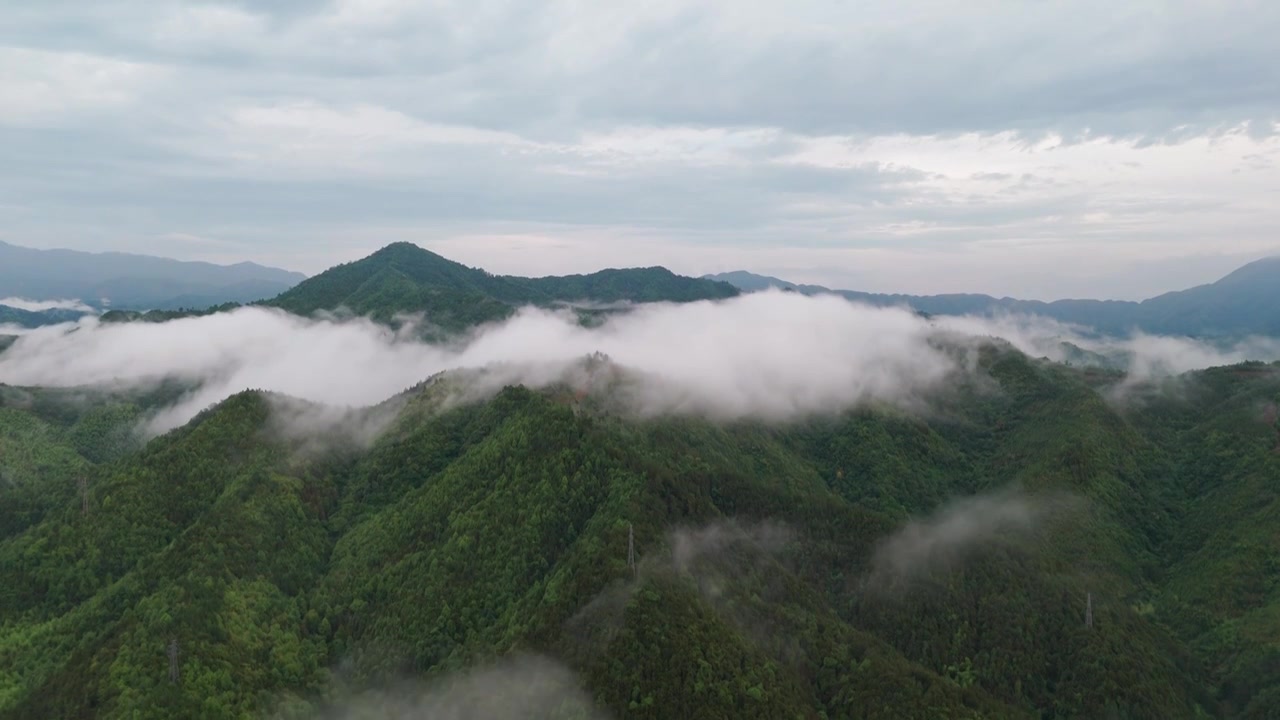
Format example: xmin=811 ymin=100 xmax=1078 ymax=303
xmin=707 ymin=257 xmax=1280 ymax=338
xmin=0 ymin=241 xmax=306 ymax=310
xmin=701 ymin=270 xmax=806 ymax=293
xmin=0 ymin=304 xmax=87 ymax=329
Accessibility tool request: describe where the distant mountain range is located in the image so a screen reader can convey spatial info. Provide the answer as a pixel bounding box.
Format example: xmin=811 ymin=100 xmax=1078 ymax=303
xmin=706 ymin=256 xmax=1280 ymax=339
xmin=0 ymin=304 xmax=87 ymax=330
xmin=6 ymin=239 xmax=1280 ymax=341
xmin=0 ymin=241 xmax=306 ymax=312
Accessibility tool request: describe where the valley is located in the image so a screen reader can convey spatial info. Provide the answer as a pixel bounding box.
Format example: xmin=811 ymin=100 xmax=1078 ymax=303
xmin=1 ymin=259 xmax=1278 ymax=718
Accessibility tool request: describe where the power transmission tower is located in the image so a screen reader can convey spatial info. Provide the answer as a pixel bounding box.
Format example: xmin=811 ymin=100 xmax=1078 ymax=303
xmin=627 ymin=523 xmax=636 ymax=576
xmin=77 ymin=476 xmax=89 ymax=516
xmin=1085 ymin=592 xmax=1093 ymax=629
xmin=168 ymin=637 xmax=180 ymax=684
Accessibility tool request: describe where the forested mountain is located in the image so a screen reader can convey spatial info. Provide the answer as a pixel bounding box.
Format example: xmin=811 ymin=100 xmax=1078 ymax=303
xmin=0 ymin=304 xmax=86 ymax=330
xmin=266 ymin=243 xmax=738 ymax=331
xmin=0 ymin=241 xmax=305 ymax=311
xmin=2 ymin=346 xmax=1278 ymax=719
xmin=707 ymin=256 xmax=1280 ymax=339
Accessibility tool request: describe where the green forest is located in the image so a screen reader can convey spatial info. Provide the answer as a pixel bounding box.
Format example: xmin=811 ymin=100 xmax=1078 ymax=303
xmin=264 ymin=243 xmax=739 ymax=334
xmin=1 ymin=340 xmax=1277 ymax=719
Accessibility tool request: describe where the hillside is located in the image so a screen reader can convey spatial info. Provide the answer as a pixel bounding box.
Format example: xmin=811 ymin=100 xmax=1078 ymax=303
xmin=0 ymin=304 xmax=87 ymax=330
xmin=266 ymin=243 xmax=738 ymax=331
xmin=0 ymin=241 xmax=305 ymax=311
xmin=2 ymin=349 xmax=1277 ymax=718
xmin=707 ymin=256 xmax=1280 ymax=338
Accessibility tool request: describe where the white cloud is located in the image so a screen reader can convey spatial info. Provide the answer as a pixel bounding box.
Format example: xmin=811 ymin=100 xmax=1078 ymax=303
xmin=0 ymin=292 xmax=1275 ymax=439
xmin=0 ymin=48 xmax=167 ymax=126
xmin=0 ymin=297 xmax=95 ymax=313
xmin=781 ymin=127 xmax=1280 ymax=253
xmin=293 ymin=654 xmax=606 ymax=720
xmin=197 ymin=101 xmax=545 ymax=176
xmin=151 ymin=4 xmax=268 ymax=50
xmin=867 ymin=488 xmax=1082 ymax=586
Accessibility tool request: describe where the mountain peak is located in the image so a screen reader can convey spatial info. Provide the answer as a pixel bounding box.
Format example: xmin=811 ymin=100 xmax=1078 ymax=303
xmin=369 ymin=241 xmax=442 ymax=258
xmin=703 ymin=270 xmax=808 ymax=293
xmin=266 ymin=245 xmax=737 ymax=331
xmin=1214 ymin=255 xmax=1280 ymax=286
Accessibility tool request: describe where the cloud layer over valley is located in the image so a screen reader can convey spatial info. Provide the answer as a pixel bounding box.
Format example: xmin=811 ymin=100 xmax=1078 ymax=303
xmin=0 ymin=291 xmax=1276 ymax=437
xmin=0 ymin=297 xmax=96 ymax=313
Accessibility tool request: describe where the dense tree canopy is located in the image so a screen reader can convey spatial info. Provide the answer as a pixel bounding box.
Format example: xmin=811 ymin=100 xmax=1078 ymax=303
xmin=265 ymin=243 xmax=738 ymax=333
xmin=1 ymin=350 xmax=1278 ymax=718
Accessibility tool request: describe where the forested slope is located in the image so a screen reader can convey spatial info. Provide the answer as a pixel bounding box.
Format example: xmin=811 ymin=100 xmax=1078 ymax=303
xmin=1 ymin=352 xmax=1277 ymax=718
xmin=1123 ymin=363 xmax=1280 ymax=717
xmin=265 ymin=243 xmax=737 ymax=332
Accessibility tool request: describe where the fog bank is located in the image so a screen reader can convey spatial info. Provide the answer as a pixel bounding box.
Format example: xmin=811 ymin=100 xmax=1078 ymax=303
xmin=0 ymin=291 xmax=1275 ymax=436
xmin=868 ymin=488 xmax=1081 ymax=586
xmin=0 ymin=297 xmax=96 ymax=313
xmin=290 ymin=654 xmax=605 ymax=720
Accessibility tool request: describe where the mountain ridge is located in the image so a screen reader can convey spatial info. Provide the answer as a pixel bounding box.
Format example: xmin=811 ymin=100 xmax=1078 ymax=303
xmin=706 ymin=255 xmax=1280 ymax=338
xmin=3 ymin=348 xmax=1276 ymax=717
xmin=265 ymin=241 xmax=738 ymax=331
xmin=0 ymin=240 xmax=307 ymax=311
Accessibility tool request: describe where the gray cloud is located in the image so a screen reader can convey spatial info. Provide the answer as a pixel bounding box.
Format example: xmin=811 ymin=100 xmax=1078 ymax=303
xmin=7 ymin=1 xmax=1275 ymax=138
xmin=1 ymin=1 xmax=1279 ymax=297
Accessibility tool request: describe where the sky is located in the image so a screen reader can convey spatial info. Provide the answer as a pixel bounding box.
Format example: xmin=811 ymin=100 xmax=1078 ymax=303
xmin=1 ymin=0 xmax=1278 ymax=300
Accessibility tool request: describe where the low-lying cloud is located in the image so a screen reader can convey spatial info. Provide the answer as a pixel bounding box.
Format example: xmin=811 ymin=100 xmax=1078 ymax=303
xmin=283 ymin=654 xmax=606 ymax=720
xmin=0 ymin=297 xmax=96 ymax=313
xmin=867 ymin=488 xmax=1080 ymax=587
xmin=0 ymin=291 xmax=1275 ymax=437
xmin=937 ymin=312 xmax=1280 ymax=380
xmin=0 ymin=292 xmax=953 ymax=434
xmin=562 ymin=519 xmax=798 ymax=666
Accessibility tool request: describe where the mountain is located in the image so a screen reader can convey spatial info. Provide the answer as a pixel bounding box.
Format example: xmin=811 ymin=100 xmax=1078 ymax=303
xmin=0 ymin=241 xmax=306 ymax=311
xmin=267 ymin=242 xmax=738 ymax=330
xmin=1131 ymin=257 xmax=1280 ymax=337
xmin=707 ymin=256 xmax=1280 ymax=338
xmin=698 ymin=270 xmax=806 ymax=293
xmin=2 ymin=347 xmax=1278 ymax=718
xmin=0 ymin=304 xmax=86 ymax=330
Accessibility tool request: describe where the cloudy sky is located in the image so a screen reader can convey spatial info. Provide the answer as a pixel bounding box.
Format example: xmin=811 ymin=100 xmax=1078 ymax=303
xmin=2 ymin=0 xmax=1277 ymax=300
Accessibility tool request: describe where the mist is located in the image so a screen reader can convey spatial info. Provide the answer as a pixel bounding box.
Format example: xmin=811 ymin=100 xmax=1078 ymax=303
xmin=867 ymin=488 xmax=1081 ymax=587
xmin=0 ymin=290 xmax=1275 ymax=437
xmin=0 ymin=297 xmax=96 ymax=313
xmin=277 ymin=654 xmax=606 ymax=720
xmin=938 ymin=312 xmax=1280 ymax=380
